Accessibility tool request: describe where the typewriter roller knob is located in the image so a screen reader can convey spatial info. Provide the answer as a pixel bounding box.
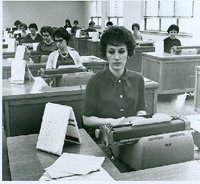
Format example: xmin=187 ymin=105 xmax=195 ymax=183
xmin=95 ymin=129 xmax=101 ymax=139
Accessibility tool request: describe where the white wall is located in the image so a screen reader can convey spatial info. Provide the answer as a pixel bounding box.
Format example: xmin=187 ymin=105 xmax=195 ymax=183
xmin=3 ymin=1 xmax=87 ymax=30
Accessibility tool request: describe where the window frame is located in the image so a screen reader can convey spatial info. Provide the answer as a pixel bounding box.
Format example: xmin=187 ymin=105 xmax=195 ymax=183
xmin=144 ymin=0 xmax=194 ymax=33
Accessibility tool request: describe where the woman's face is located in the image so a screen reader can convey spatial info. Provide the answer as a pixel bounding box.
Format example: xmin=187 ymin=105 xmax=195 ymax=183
xmin=29 ymin=28 xmax=37 ymax=36
xmin=55 ymin=36 xmax=67 ymax=50
xmin=106 ymin=44 xmax=128 ymax=72
xmin=133 ymin=26 xmax=139 ymax=34
xmin=20 ymin=26 xmax=26 ymax=32
xmin=42 ymin=32 xmax=52 ymax=43
xmin=169 ymin=29 xmax=177 ymax=39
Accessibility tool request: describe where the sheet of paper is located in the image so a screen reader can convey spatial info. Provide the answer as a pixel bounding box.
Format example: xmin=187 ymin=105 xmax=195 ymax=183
xmin=11 ymin=59 xmax=26 ymax=84
xmin=185 ymin=114 xmax=200 ymax=132
xmin=81 ymin=55 xmax=100 ymax=63
xmin=36 ymin=103 xmax=71 ymax=155
xmin=39 ymin=167 xmax=113 ymax=181
xmin=15 ymin=45 xmax=27 ymax=60
xmin=58 ymin=65 xmax=80 ymax=69
xmin=45 ymin=153 xmax=105 ymax=179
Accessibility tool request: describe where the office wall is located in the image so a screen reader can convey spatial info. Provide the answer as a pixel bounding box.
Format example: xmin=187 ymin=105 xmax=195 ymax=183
xmin=3 ymin=1 xmax=86 ymax=30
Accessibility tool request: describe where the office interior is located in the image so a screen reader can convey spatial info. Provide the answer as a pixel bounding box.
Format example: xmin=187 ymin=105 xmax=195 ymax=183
xmin=2 ymin=0 xmax=200 ymax=181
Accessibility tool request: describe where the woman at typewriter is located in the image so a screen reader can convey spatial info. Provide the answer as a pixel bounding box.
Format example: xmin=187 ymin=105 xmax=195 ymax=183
xmin=23 ymin=23 xmax=43 ymax=43
xmin=132 ymin=23 xmax=143 ymax=42
xmin=82 ymin=26 xmax=146 ymax=129
xmin=36 ymin=26 xmax=57 ymax=54
xmin=164 ymin=24 xmax=181 ymax=53
xmin=46 ymin=27 xmax=84 ymax=69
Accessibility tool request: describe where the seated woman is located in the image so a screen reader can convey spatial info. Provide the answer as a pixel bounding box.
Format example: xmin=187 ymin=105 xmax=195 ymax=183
xmin=132 ymin=23 xmax=143 ymax=42
xmin=36 ymin=26 xmax=57 ymax=54
xmin=19 ymin=23 xmax=29 ymax=39
xmin=46 ymin=27 xmax=84 ymax=69
xmin=84 ymin=21 xmax=97 ymax=33
xmin=82 ymin=26 xmax=146 ymax=129
xmin=64 ymin=19 xmax=72 ymax=34
xmin=23 ymin=23 xmax=43 ymax=43
xmin=71 ymin=20 xmax=81 ymax=35
xmin=164 ymin=24 xmax=181 ymax=53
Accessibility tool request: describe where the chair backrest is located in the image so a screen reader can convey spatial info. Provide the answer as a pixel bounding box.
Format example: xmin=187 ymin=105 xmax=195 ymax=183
xmin=56 ymin=71 xmax=94 ymax=87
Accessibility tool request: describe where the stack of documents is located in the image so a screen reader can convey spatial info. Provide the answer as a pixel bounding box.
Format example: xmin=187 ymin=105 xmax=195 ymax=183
xmin=39 ymin=153 xmax=113 ymax=181
xmin=81 ymin=55 xmax=102 ymax=63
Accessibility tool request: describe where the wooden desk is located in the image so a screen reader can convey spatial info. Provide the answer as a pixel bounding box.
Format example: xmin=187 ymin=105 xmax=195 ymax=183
xmin=2 ymin=58 xmax=108 ymax=79
xmin=71 ymin=36 xmax=91 ymax=56
xmin=126 ymin=45 xmax=155 ymax=72
xmin=195 ymin=66 xmax=200 ymax=113
xmin=142 ymin=52 xmax=200 ymax=94
xmin=3 ymin=78 xmax=85 ymax=136
xmin=2 ymin=77 xmax=158 ymax=137
xmin=2 ymin=59 xmax=46 ymax=79
xmin=3 ymin=49 xmax=45 ymax=62
xmin=6 ymin=129 xmax=200 ymax=181
xmin=6 ymin=129 xmax=118 ymax=181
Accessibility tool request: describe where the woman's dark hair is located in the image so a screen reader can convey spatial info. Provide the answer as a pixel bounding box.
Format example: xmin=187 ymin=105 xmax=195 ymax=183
xmin=20 ymin=23 xmax=27 ymax=30
xmin=65 ymin=19 xmax=72 ymax=27
xmin=132 ymin=23 xmax=140 ymax=31
xmin=73 ymin=20 xmax=79 ymax=24
xmin=167 ymin=24 xmax=179 ymax=33
xmin=89 ymin=21 xmax=95 ymax=26
xmin=28 ymin=23 xmax=38 ymax=31
xmin=53 ymin=27 xmax=70 ymax=42
xmin=14 ymin=20 xmax=21 ymax=27
xmin=40 ymin=26 xmax=54 ymax=36
xmin=100 ymin=26 xmax=135 ymax=58
xmin=106 ymin=21 xmax=113 ymax=27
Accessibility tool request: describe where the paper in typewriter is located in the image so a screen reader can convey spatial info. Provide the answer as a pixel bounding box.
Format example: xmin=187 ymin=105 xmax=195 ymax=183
xmin=36 ymin=102 xmax=81 ymax=155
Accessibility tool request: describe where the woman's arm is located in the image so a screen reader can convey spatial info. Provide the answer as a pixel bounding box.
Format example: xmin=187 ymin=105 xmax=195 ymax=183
xmin=83 ymin=115 xmax=125 ymax=128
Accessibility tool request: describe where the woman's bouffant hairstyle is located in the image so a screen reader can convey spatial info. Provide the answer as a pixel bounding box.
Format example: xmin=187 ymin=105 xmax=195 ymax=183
xmin=167 ymin=24 xmax=179 ymax=33
xmin=100 ymin=26 xmax=135 ymax=58
xmin=40 ymin=26 xmax=54 ymax=36
xmin=14 ymin=20 xmax=22 ymax=27
xmin=28 ymin=23 xmax=38 ymax=31
xmin=53 ymin=27 xmax=70 ymax=42
xmin=132 ymin=23 xmax=140 ymax=31
xmin=20 ymin=23 xmax=28 ymax=30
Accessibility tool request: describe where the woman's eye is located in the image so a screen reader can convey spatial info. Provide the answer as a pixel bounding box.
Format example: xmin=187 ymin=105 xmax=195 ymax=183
xmin=119 ymin=50 xmax=125 ymax=54
xmin=108 ymin=50 xmax=115 ymax=54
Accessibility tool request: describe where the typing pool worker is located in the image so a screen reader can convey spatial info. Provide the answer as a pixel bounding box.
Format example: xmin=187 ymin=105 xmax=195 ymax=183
xmin=23 ymin=23 xmax=43 ymax=43
xmin=82 ymin=26 xmax=146 ymax=129
xmin=164 ymin=24 xmax=181 ymax=53
xmin=132 ymin=23 xmax=143 ymax=42
xmin=46 ymin=27 xmax=84 ymax=69
xmin=36 ymin=26 xmax=57 ymax=54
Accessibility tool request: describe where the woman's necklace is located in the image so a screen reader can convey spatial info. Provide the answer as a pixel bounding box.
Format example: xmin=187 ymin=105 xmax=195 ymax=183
xmin=59 ymin=51 xmax=69 ymax=58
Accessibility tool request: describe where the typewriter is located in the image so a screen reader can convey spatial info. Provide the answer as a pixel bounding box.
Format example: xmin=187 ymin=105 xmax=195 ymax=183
xmin=100 ymin=114 xmax=194 ymax=170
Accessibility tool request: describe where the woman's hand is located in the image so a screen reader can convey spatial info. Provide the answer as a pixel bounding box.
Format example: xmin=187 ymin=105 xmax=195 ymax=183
xmin=109 ymin=117 xmax=126 ymax=126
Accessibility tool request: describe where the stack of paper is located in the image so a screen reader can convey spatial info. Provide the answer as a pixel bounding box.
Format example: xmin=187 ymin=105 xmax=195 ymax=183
xmin=81 ymin=55 xmax=100 ymax=63
xmin=39 ymin=153 xmax=113 ymax=181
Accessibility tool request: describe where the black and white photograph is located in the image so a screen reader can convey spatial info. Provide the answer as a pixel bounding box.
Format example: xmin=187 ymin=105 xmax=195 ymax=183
xmin=1 ymin=0 xmax=200 ymax=182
